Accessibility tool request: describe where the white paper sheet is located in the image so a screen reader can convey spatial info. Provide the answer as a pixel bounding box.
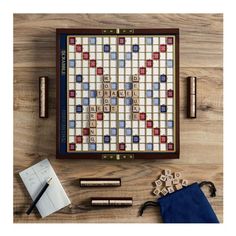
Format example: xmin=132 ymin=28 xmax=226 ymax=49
xmin=19 ymin=159 xmax=71 ymax=218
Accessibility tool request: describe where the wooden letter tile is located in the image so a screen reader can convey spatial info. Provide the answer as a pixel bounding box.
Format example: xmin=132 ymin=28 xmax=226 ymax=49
xmin=132 ymin=113 xmax=139 ymax=121
xmin=182 ymin=179 xmax=189 ymax=187
xmin=133 ymin=82 xmax=139 ymax=90
xmin=174 ymin=172 xmax=181 ymax=179
xmin=103 ymin=74 xmax=111 ymax=82
xmin=159 ymin=175 xmax=167 ymax=182
xmin=103 ymin=83 xmax=111 ymax=90
xmin=163 ymin=169 xmax=172 ymax=176
xmin=172 ymin=178 xmax=179 ymax=185
xmin=90 ymin=128 xmax=96 ymax=136
xmin=166 ymin=175 xmax=173 ymax=181
xmin=103 ymin=98 xmax=110 ymax=105
xmin=104 ymin=90 xmax=111 ymax=98
xmin=97 ymin=90 xmax=103 ymax=98
xmin=155 ymin=179 xmax=162 ymax=187
xmin=111 ymin=105 xmax=117 ymax=113
xmin=175 ymin=183 xmax=183 ymax=191
xmin=97 ymin=105 xmax=103 ymax=112
xmin=89 ymin=136 xmax=96 ymax=143
xmin=133 ymin=89 xmax=139 ymax=98
xmin=118 ymin=90 xmax=125 ymax=98
xmin=167 ymin=186 xmax=175 ymax=194
xmin=132 ymin=105 xmax=139 ymax=113
xmin=104 ymin=105 xmax=110 ymax=113
xmin=90 ymin=113 xmax=96 ymax=120
xmin=133 ymin=98 xmax=139 ymax=105
xmin=160 ymin=187 xmax=168 ymax=196
xmin=126 ymin=90 xmax=132 ymax=97
xmin=111 ymin=90 xmax=117 ymax=97
xmin=165 ymin=180 xmax=172 ymax=187
xmin=90 ymin=105 xmax=97 ymax=113
xmin=132 ymin=74 xmax=139 ymax=82
xmin=153 ymin=188 xmax=161 ymax=196
xmin=90 ymin=121 xmax=96 ymax=128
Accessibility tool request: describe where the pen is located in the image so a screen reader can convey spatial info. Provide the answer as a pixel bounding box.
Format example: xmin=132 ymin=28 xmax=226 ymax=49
xmin=26 ymin=177 xmax=52 ymax=215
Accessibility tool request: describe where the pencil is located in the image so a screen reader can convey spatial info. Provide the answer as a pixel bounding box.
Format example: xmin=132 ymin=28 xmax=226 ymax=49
xmin=26 ymin=177 xmax=52 ymax=215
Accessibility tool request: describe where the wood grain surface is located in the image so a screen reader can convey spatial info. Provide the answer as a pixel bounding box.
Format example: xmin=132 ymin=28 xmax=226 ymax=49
xmin=13 ymin=14 xmax=223 ymax=223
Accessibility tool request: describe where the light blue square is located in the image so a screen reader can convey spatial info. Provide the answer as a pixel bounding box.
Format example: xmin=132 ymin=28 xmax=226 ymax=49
xmin=111 ymin=52 xmax=117 ymax=60
xmin=153 ymin=82 xmax=160 ymax=90
xmin=153 ymin=98 xmax=160 ymax=105
xmin=110 ymin=128 xmax=117 ymax=136
xmin=125 ymin=82 xmax=132 ymax=90
xmin=69 ymin=60 xmax=75 ymax=68
xmin=147 ymin=143 xmax=153 ymax=151
xmin=83 ymin=83 xmax=89 ymax=90
xmin=168 ymin=120 xmax=174 ymax=128
xmin=126 ymin=128 xmax=132 ymax=136
xmin=167 ymin=59 xmax=173 ymax=68
xmin=89 ymin=37 xmax=96 ymax=44
xmin=119 ymin=120 xmax=125 ymax=128
xmin=146 ymin=37 xmax=153 ymax=45
xmin=90 ymin=90 xmax=97 ymax=98
xmin=125 ymin=97 xmax=133 ymax=106
xmin=119 ymin=60 xmax=125 ymax=68
xmin=69 ymin=120 xmax=75 ymax=128
xmin=146 ymin=90 xmax=153 ymax=98
xmin=126 ymin=52 xmax=132 ymax=60
xmin=111 ymin=82 xmax=117 ymax=90
xmin=111 ymin=97 xmax=117 ymax=105
xmin=89 ymin=143 xmax=96 ymax=151
xmin=83 ymin=98 xmax=89 ymax=106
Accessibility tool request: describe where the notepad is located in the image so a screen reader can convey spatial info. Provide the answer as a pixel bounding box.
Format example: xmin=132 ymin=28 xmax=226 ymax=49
xmin=19 ymin=159 xmax=71 ymax=218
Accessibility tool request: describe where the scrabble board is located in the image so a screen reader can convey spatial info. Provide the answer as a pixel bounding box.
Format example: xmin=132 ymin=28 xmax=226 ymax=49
xmin=56 ymin=29 xmax=179 ymax=159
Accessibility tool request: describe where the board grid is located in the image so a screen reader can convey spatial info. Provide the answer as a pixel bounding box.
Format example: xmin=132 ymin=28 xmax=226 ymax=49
xmin=56 ymin=29 xmax=179 ymax=159
xmin=67 ymin=35 xmax=175 ymax=153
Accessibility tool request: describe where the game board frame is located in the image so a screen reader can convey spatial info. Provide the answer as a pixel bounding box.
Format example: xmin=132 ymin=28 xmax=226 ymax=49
xmin=56 ymin=28 xmax=179 ymax=159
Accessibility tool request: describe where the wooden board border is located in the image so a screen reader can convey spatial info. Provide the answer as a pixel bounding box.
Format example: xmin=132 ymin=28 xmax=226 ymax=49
xmin=56 ymin=28 xmax=179 ymax=159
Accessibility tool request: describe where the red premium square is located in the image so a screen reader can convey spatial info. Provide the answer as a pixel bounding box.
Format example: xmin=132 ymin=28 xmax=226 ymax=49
xmin=97 ymin=67 xmax=103 ymax=75
xmin=69 ymin=143 xmax=75 ymax=151
xmin=152 ymin=52 xmax=160 ymax=60
xmin=69 ymin=37 xmax=75 ymax=45
xmin=140 ymin=112 xmax=146 ymax=120
xmin=90 ymin=59 xmax=96 ymax=67
xmin=118 ymin=37 xmax=125 ymax=45
xmin=167 ymin=89 xmax=174 ymax=97
xmin=146 ymin=60 xmax=153 ymax=68
xmin=168 ymin=142 xmax=174 ymax=150
xmin=83 ymin=128 xmax=90 ymax=136
xmin=97 ymin=112 xmax=103 ymax=120
xmin=160 ymin=44 xmax=167 ymax=52
xmin=146 ymin=120 xmax=153 ymax=128
xmin=167 ymin=37 xmax=174 ymax=45
xmin=139 ymin=67 xmax=146 ymax=75
xmin=69 ymin=90 xmax=75 ymax=98
xmin=119 ymin=143 xmax=126 ymax=151
xmin=161 ymin=135 xmax=167 ymax=143
xmin=153 ymin=128 xmax=160 ymax=136
xmin=83 ymin=52 xmax=89 ymax=60
xmin=76 ymin=44 xmax=83 ymax=52
xmin=76 ymin=135 xmax=83 ymax=143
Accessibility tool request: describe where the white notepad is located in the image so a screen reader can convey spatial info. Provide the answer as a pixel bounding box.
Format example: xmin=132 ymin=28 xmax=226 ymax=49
xmin=19 ymin=159 xmax=71 ymax=218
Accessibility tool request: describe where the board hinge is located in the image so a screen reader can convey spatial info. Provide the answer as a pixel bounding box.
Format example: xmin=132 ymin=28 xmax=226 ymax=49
xmin=102 ymin=154 xmax=134 ymax=160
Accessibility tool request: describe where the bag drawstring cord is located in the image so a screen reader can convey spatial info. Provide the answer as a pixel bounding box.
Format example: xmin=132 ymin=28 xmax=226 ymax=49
xmin=139 ymin=201 xmax=159 ymax=216
xmin=199 ymin=181 xmax=217 ymax=197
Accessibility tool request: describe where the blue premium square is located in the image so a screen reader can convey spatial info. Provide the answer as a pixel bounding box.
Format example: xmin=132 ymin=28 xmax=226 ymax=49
xmin=69 ymin=120 xmax=75 ymax=128
xmin=126 ymin=52 xmax=132 ymax=60
xmin=119 ymin=60 xmax=125 ymax=68
xmin=153 ymin=98 xmax=160 ymax=106
xmin=83 ymin=98 xmax=90 ymax=106
xmin=125 ymin=97 xmax=133 ymax=106
xmin=111 ymin=97 xmax=117 ymax=105
xmin=83 ymin=83 xmax=89 ymax=90
xmin=153 ymin=82 xmax=160 ymax=90
xmin=125 ymin=82 xmax=132 ymax=90
xmin=110 ymin=128 xmax=117 ymax=136
xmin=111 ymin=52 xmax=117 ymax=60
xmin=133 ymin=135 xmax=139 ymax=143
xmin=90 ymin=90 xmax=97 ymax=98
xmin=104 ymin=44 xmax=110 ymax=52
xmin=160 ymin=74 xmax=167 ymax=82
xmin=146 ymin=37 xmax=153 ymax=45
xmin=119 ymin=120 xmax=125 ymax=128
xmin=76 ymin=75 xmax=83 ymax=83
xmin=167 ymin=59 xmax=173 ymax=68
xmin=132 ymin=44 xmax=139 ymax=53
xmin=126 ymin=128 xmax=132 ymax=136
xmin=89 ymin=37 xmax=96 ymax=45
xmin=168 ymin=120 xmax=174 ymax=128
xmin=69 ymin=60 xmax=75 ymax=68
xmin=161 ymin=105 xmax=167 ymax=112
xmin=89 ymin=143 xmax=96 ymax=151
xmin=111 ymin=82 xmax=117 ymax=90
xmin=76 ymin=105 xmax=83 ymax=113
xmin=146 ymin=90 xmax=153 ymax=98
xmin=147 ymin=143 xmax=153 ymax=151
xmin=104 ymin=135 xmax=110 ymax=143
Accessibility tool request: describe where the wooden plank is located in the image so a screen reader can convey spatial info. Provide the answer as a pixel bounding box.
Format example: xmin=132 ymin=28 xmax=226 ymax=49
xmin=14 ymin=163 xmax=223 ymax=223
xmin=14 ymin=14 xmax=223 ymax=68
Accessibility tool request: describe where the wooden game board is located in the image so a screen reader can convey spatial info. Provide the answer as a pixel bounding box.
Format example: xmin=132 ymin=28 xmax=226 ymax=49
xmin=56 ymin=29 xmax=179 ymax=159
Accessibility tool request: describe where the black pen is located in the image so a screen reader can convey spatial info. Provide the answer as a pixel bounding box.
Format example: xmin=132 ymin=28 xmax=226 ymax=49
xmin=26 ymin=177 xmax=52 ymax=215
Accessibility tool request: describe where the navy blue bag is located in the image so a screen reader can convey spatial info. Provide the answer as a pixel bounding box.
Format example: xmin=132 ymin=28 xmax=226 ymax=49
xmin=140 ymin=181 xmax=219 ymax=223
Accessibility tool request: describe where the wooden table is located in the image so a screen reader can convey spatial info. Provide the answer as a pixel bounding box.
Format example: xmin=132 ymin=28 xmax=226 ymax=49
xmin=14 ymin=14 xmax=223 ymax=223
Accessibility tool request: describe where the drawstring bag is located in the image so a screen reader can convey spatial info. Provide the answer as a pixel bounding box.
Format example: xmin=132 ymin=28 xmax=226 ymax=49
xmin=140 ymin=181 xmax=219 ymax=223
